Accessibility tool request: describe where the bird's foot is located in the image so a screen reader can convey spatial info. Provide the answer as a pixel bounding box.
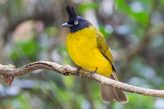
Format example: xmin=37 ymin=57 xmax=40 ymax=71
xmin=77 ymin=66 xmax=82 ymax=77
xmin=87 ymin=67 xmax=98 ymax=78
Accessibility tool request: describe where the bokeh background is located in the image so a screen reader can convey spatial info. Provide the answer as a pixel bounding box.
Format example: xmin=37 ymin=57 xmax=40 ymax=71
xmin=0 ymin=0 xmax=164 ymax=109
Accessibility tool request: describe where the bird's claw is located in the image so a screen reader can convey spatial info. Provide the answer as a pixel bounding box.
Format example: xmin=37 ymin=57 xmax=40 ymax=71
xmin=87 ymin=67 xmax=98 ymax=78
xmin=77 ymin=66 xmax=81 ymax=77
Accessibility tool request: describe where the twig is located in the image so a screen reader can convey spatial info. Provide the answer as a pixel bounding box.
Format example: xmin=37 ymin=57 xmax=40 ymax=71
xmin=0 ymin=61 xmax=164 ymax=97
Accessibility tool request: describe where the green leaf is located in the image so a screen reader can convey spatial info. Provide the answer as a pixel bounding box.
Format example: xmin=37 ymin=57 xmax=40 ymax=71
xmin=99 ymin=25 xmax=111 ymax=38
xmin=126 ymin=94 xmax=154 ymax=109
xmin=9 ymin=38 xmax=39 ymax=62
xmin=130 ymin=12 xmax=149 ymax=26
xmin=21 ymin=40 xmax=38 ymax=57
xmin=79 ymin=2 xmax=98 ymax=13
xmin=115 ymin=0 xmax=131 ymax=13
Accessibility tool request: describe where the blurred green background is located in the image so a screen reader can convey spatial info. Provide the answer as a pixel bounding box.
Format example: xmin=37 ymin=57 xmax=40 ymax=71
xmin=0 ymin=0 xmax=164 ymax=109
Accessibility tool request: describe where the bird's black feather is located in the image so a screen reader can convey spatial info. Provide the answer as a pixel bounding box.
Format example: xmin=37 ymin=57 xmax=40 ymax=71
xmin=66 ymin=6 xmax=77 ymax=20
xmin=64 ymin=6 xmax=90 ymax=32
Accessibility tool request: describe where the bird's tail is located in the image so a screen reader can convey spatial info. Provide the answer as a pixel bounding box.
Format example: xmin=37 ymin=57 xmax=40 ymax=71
xmin=100 ymin=72 xmax=128 ymax=103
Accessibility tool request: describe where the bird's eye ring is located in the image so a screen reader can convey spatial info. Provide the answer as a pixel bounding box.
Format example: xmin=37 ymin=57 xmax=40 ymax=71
xmin=74 ymin=21 xmax=79 ymax=25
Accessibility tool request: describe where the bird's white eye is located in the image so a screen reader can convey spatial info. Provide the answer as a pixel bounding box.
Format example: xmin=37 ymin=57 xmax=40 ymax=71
xmin=74 ymin=21 xmax=79 ymax=25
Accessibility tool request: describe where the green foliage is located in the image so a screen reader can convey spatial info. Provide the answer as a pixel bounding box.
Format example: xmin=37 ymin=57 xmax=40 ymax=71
xmin=13 ymin=94 xmax=32 ymax=109
xmin=116 ymin=0 xmax=149 ymax=26
xmin=116 ymin=0 xmax=131 ymax=13
xmin=10 ymin=38 xmax=39 ymax=62
xmin=125 ymin=94 xmax=155 ymax=109
xmin=79 ymin=2 xmax=98 ymax=13
xmin=99 ymin=25 xmax=112 ymax=38
xmin=0 ymin=0 xmax=163 ymax=109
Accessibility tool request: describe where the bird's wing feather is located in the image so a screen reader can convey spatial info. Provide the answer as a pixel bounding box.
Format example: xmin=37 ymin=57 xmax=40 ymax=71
xmin=96 ymin=30 xmax=128 ymax=103
xmin=96 ymin=31 xmax=116 ymax=71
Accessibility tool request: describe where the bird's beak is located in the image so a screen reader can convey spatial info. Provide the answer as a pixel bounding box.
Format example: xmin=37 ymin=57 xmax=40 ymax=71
xmin=61 ymin=23 xmax=73 ymax=27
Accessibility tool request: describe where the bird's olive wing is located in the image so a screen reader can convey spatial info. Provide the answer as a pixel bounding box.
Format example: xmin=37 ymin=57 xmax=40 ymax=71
xmin=96 ymin=31 xmax=116 ymax=71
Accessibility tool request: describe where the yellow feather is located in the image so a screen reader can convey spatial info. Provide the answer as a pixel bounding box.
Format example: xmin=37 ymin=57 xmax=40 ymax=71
xmin=67 ymin=26 xmax=112 ymax=77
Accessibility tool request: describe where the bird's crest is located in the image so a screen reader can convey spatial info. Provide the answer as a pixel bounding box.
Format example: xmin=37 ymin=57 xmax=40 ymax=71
xmin=66 ymin=6 xmax=77 ymax=21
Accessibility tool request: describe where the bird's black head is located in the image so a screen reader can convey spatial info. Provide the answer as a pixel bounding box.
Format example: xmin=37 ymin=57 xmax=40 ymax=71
xmin=61 ymin=6 xmax=90 ymax=32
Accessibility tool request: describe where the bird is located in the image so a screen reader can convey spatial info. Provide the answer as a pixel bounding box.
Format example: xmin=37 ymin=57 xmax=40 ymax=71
xmin=61 ymin=6 xmax=128 ymax=103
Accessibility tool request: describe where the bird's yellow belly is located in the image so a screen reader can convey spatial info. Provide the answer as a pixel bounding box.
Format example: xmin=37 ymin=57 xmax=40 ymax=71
xmin=66 ymin=29 xmax=112 ymax=77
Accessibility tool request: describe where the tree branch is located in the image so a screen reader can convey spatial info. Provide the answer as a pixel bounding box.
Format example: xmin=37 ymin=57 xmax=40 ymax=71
xmin=0 ymin=61 xmax=164 ymax=98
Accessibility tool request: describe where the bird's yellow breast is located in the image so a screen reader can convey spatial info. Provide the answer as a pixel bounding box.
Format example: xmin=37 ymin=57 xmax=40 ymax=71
xmin=66 ymin=26 xmax=112 ymax=77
